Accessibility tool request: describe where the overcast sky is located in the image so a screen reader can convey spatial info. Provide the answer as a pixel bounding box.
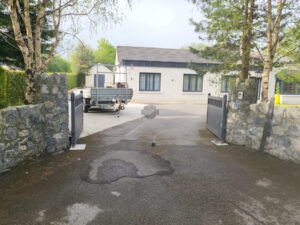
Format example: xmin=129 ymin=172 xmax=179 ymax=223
xmin=61 ymin=0 xmax=204 ymax=58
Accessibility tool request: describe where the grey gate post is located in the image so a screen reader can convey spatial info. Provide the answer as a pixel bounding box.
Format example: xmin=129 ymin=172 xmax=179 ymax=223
xmin=71 ymin=91 xmax=84 ymax=146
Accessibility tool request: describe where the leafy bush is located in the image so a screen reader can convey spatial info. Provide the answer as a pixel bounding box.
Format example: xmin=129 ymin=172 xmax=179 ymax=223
xmin=1 ymin=68 xmax=80 ymax=110
xmin=0 ymin=66 xmax=8 ymax=109
xmin=66 ymin=73 xmax=78 ymax=90
xmin=6 ymin=70 xmax=26 ymax=107
xmin=277 ymin=70 xmax=300 ymax=83
xmin=76 ymin=72 xmax=86 ymax=87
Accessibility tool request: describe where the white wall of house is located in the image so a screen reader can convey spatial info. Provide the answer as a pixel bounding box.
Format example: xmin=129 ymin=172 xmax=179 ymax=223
xmin=115 ymin=64 xmax=299 ymax=104
xmin=86 ymin=64 xmax=114 ymax=88
xmin=115 ymin=66 xmax=224 ymax=103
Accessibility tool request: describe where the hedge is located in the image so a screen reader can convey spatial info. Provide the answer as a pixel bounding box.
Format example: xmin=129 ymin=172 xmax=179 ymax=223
xmin=0 ymin=67 xmax=8 ymax=108
xmin=66 ymin=73 xmax=78 ymax=90
xmin=6 ymin=70 xmax=26 ymax=107
xmin=0 ymin=68 xmax=81 ymax=109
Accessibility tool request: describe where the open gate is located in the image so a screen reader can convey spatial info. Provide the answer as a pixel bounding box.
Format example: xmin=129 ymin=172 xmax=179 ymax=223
xmin=206 ymin=94 xmax=227 ymax=141
xmin=70 ymin=91 xmax=84 ymax=146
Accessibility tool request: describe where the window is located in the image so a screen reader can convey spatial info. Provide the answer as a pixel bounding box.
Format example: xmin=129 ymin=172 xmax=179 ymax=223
xmin=276 ymin=80 xmax=300 ymax=95
xmin=221 ymin=76 xmax=236 ymax=93
xmin=139 ymin=73 xmax=161 ymax=91
xmin=183 ymin=74 xmax=203 ymax=92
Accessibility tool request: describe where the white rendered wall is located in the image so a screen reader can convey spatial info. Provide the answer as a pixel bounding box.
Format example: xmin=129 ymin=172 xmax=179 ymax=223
xmin=86 ymin=65 xmax=114 ymax=88
xmin=116 ymin=66 xmax=223 ymax=103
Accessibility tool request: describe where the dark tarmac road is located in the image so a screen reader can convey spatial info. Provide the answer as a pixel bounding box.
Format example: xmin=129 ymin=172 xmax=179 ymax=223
xmin=1 ymin=104 xmax=300 ymax=225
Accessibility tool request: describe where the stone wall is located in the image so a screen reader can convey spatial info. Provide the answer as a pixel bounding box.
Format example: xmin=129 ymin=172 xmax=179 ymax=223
xmin=0 ymin=73 xmax=69 ymax=172
xmin=226 ymin=92 xmax=300 ymax=163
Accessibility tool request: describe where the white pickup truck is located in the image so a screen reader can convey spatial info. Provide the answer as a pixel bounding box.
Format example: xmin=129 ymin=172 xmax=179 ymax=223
xmin=83 ymin=87 xmax=133 ymax=113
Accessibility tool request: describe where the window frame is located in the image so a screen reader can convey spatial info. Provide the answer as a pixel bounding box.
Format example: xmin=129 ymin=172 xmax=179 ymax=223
xmin=182 ymin=74 xmax=203 ymax=93
xmin=139 ymin=73 xmax=161 ymax=92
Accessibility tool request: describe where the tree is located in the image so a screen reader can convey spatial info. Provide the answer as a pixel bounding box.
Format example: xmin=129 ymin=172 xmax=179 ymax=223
xmin=190 ymin=0 xmax=257 ymax=81
xmin=70 ymin=44 xmax=95 ymax=74
xmin=94 ymin=38 xmax=116 ymax=66
xmin=2 ymin=0 xmax=130 ymax=104
xmin=45 ymin=56 xmax=71 ymax=73
xmin=0 ymin=0 xmax=54 ymax=68
xmin=258 ymin=1 xmax=300 ymax=101
xmin=190 ymin=0 xmax=300 ymax=102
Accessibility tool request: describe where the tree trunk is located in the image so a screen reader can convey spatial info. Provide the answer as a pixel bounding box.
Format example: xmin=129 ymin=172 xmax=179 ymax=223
xmin=261 ymin=61 xmax=272 ymax=101
xmin=240 ymin=0 xmax=249 ymax=81
xmin=261 ymin=0 xmax=284 ymax=102
xmin=240 ymin=0 xmax=255 ymax=81
xmin=24 ymin=68 xmax=36 ymax=104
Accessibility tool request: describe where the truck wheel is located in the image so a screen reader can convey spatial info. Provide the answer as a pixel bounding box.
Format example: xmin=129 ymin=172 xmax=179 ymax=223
xmin=84 ymin=106 xmax=90 ymax=113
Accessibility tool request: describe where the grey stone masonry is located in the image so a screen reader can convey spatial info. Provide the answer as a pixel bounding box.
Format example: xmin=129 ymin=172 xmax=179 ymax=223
xmin=0 ymin=73 xmax=69 ymax=172
xmin=226 ymin=79 xmax=300 ymax=163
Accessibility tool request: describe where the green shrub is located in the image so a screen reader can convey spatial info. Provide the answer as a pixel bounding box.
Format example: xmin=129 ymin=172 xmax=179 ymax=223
xmin=0 ymin=66 xmax=8 ymax=109
xmin=6 ymin=70 xmax=26 ymax=106
xmin=76 ymin=72 xmax=86 ymax=87
xmin=66 ymin=73 xmax=78 ymax=90
xmin=1 ymin=69 xmax=79 ymax=110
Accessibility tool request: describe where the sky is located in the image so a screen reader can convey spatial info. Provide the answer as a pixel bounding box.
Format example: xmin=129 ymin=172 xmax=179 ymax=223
xmin=61 ymin=0 xmax=203 ymax=58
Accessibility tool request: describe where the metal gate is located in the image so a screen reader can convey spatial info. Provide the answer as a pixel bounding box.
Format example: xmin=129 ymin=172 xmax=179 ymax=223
xmin=206 ymin=94 xmax=227 ymax=141
xmin=71 ymin=91 xmax=84 ymax=146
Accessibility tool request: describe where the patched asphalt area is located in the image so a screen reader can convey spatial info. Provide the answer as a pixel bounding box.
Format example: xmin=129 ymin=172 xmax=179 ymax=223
xmin=80 ymin=149 xmax=174 ymax=184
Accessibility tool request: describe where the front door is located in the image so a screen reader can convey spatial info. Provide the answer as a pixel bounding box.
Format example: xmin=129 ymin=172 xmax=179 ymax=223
xmin=94 ymin=74 xmax=105 ymax=87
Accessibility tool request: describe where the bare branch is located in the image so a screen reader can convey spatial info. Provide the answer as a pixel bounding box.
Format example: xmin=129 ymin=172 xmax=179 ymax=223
xmin=274 ymin=46 xmax=298 ymax=63
xmin=0 ymin=31 xmax=21 ymax=51
xmin=253 ymin=42 xmax=265 ymax=62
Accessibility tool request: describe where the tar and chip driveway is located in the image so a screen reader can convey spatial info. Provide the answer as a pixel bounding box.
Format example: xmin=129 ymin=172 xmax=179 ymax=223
xmin=1 ymin=104 xmax=300 ymax=225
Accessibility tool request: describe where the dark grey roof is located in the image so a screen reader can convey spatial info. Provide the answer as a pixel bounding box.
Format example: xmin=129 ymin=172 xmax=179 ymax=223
xmin=116 ymin=46 xmax=219 ymax=64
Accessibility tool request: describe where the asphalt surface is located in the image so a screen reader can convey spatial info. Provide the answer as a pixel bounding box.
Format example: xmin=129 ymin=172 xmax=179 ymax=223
xmin=1 ymin=104 xmax=300 ymax=225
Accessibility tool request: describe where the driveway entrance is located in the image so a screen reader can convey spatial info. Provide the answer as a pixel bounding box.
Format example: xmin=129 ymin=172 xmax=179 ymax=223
xmin=1 ymin=103 xmax=300 ymax=225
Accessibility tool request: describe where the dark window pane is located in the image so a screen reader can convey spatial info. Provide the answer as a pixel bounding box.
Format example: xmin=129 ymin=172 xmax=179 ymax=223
xmin=197 ymin=76 xmax=203 ymax=92
xmin=154 ymin=74 xmax=160 ymax=91
xmin=183 ymin=75 xmax=189 ymax=91
xmin=140 ymin=73 xmax=160 ymax=91
xmin=140 ymin=74 xmax=146 ymax=91
xmin=190 ymin=75 xmax=196 ymax=91
xmin=183 ymin=74 xmax=203 ymax=92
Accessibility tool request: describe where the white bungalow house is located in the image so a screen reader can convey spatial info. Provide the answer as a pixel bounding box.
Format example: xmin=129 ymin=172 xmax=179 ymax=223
xmin=85 ymin=64 xmax=114 ymax=88
xmin=115 ymin=46 xmax=299 ymax=104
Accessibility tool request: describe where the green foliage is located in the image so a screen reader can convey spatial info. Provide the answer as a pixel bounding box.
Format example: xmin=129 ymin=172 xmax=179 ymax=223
xmin=70 ymin=44 xmax=95 ymax=74
xmin=190 ymin=0 xmax=244 ymax=44
xmin=0 ymin=0 xmax=55 ymax=69
xmin=45 ymin=56 xmax=72 ymax=73
xmin=76 ymin=72 xmax=86 ymax=87
xmin=0 ymin=67 xmax=85 ymax=109
xmin=94 ymin=38 xmax=116 ymax=67
xmin=6 ymin=70 xmax=26 ymax=106
xmin=277 ymin=70 xmax=300 ymax=83
xmin=0 ymin=68 xmax=26 ymax=108
xmin=190 ymin=0 xmax=300 ymax=84
xmin=0 ymin=66 xmax=8 ymax=109
xmin=66 ymin=73 xmax=78 ymax=90
xmin=276 ymin=21 xmax=300 ymax=66
xmin=276 ymin=83 xmax=280 ymax=94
